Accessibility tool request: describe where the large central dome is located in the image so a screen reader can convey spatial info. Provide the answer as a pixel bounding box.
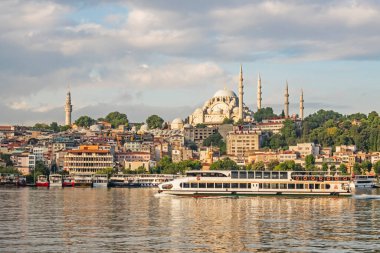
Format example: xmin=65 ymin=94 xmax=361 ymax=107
xmin=213 ymin=89 xmax=237 ymax=98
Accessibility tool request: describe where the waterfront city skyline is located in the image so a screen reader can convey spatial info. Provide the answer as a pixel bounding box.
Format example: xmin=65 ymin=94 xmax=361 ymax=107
xmin=1 ymin=0 xmax=380 ymax=125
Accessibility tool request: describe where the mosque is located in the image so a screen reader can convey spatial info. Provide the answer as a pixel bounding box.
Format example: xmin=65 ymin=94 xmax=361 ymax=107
xmin=171 ymin=65 xmax=305 ymax=129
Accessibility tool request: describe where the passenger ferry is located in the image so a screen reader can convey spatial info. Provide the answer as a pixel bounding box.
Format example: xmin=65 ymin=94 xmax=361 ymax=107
xmin=73 ymin=174 xmax=93 ymax=187
xmin=158 ymin=170 xmax=352 ymax=197
xmin=62 ymin=175 xmax=75 ymax=187
xmin=108 ymin=174 xmax=178 ymax=188
xmin=108 ymin=174 xmax=130 ymax=188
xmin=353 ymin=175 xmax=377 ymax=188
xmin=92 ymin=174 xmax=108 ymax=187
xmin=36 ymin=175 xmax=49 ymax=187
xmin=49 ymin=174 xmax=62 ymax=187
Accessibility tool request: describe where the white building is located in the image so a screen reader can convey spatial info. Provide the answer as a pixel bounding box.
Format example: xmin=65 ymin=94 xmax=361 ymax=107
xmin=289 ymin=143 xmax=320 ymax=157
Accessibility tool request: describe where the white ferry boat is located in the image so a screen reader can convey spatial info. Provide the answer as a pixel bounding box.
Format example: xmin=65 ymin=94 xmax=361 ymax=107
xmin=353 ymin=175 xmax=377 ymax=188
xmin=135 ymin=174 xmax=177 ymax=187
xmin=92 ymin=174 xmax=108 ymax=187
xmin=49 ymin=174 xmax=62 ymax=187
xmin=158 ymin=170 xmax=352 ymax=197
xmin=73 ymin=174 xmax=93 ymax=187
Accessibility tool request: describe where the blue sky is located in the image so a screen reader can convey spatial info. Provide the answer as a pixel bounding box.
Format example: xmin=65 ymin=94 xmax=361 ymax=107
xmin=0 ymin=0 xmax=379 ymax=125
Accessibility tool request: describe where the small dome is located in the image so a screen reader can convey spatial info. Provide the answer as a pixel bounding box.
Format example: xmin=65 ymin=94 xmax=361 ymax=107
xmin=140 ymin=124 xmax=149 ymax=132
xmin=172 ymin=118 xmax=183 ymax=124
xmin=184 ymin=124 xmax=193 ymax=129
xmin=213 ymin=89 xmax=237 ymax=98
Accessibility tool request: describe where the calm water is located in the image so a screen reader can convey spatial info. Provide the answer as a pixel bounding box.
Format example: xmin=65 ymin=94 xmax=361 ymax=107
xmin=1 ymin=188 xmax=380 ymax=252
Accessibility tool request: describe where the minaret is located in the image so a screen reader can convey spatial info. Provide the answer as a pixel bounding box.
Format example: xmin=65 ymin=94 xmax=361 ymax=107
xmin=65 ymin=90 xmax=72 ymax=126
xmin=300 ymin=89 xmax=304 ymax=120
xmin=284 ymin=81 xmax=289 ymax=118
xmin=238 ymin=65 xmax=244 ymax=120
xmin=257 ymin=73 xmax=262 ymax=110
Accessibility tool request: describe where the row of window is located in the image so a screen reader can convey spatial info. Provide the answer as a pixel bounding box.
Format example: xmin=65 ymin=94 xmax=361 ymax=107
xmin=180 ymin=182 xmax=332 ymax=190
xmin=231 ymin=171 xmax=289 ymax=180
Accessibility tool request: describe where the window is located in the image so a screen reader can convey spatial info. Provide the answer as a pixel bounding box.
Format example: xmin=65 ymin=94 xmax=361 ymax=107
xmin=326 ymin=184 xmax=331 ymax=189
xmin=223 ymin=183 xmax=230 ymax=188
xmin=240 ymin=183 xmax=247 ymax=188
xmin=248 ymin=171 xmax=254 ymax=179
xmin=240 ymin=171 xmax=247 ymax=179
xmin=190 ymin=183 xmax=198 ymax=188
xmin=271 ymin=172 xmax=279 ymax=179
xmin=207 ymin=183 xmax=214 ymax=188
xmin=280 ymin=184 xmax=287 ymax=189
xmin=263 ymin=183 xmax=270 ymax=189
xmin=280 ymin=172 xmax=288 ymax=179
xmin=231 ymin=183 xmax=239 ymax=188
xmin=271 ymin=184 xmax=279 ymax=189
xmin=199 ymin=183 xmax=206 ymax=188
xmin=309 ymin=184 xmax=314 ymax=189
xmin=315 ymin=184 xmax=320 ymax=189
xmin=288 ymin=184 xmax=295 ymax=189
xmin=215 ymin=183 xmax=223 ymax=188
xmin=264 ymin=172 xmax=270 ymax=179
xmin=255 ymin=172 xmax=262 ymax=179
xmin=296 ymin=184 xmax=304 ymax=189
xmin=231 ymin=171 xmax=239 ymax=178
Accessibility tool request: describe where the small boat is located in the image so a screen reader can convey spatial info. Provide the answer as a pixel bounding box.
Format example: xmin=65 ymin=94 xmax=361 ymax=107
xmin=158 ymin=170 xmax=353 ymax=197
xmin=92 ymin=174 xmax=108 ymax=187
xmin=17 ymin=176 xmax=27 ymax=187
xmin=353 ymin=175 xmax=377 ymax=188
xmin=108 ymin=174 xmax=129 ymax=188
xmin=62 ymin=175 xmax=75 ymax=187
xmin=73 ymin=174 xmax=93 ymax=187
xmin=36 ymin=175 xmax=49 ymax=187
xmin=49 ymin=174 xmax=62 ymax=187
xmin=0 ymin=174 xmax=21 ymax=187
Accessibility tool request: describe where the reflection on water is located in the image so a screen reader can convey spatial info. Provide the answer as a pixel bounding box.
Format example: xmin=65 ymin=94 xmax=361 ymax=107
xmin=0 ymin=188 xmax=380 ymax=252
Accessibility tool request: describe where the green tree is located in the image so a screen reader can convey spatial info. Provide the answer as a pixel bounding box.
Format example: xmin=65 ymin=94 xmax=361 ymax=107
xmin=210 ymin=158 xmax=239 ymax=170
xmin=0 ymin=154 xmax=13 ymax=166
xmin=96 ymin=167 xmax=115 ymax=176
xmin=195 ymin=123 xmax=207 ymax=128
xmin=267 ymin=160 xmax=280 ymax=170
xmin=222 ymin=118 xmax=234 ymax=124
xmin=75 ymin=116 xmax=96 ymax=127
xmin=322 ymin=162 xmax=328 ymax=171
xmin=105 ymin=111 xmax=129 ymax=128
xmin=305 ymin=155 xmax=315 ymax=170
xmin=252 ymin=161 xmax=265 ymax=171
xmin=339 ymin=164 xmax=348 ymax=174
xmin=374 ymin=161 xmax=380 ymax=174
xmin=50 ymin=122 xmax=60 ymax=132
xmin=146 ymin=115 xmax=164 ymax=129
xmin=254 ymin=107 xmax=277 ymax=122
xmin=361 ymin=161 xmax=372 ymax=173
xmin=353 ymin=163 xmax=361 ymax=175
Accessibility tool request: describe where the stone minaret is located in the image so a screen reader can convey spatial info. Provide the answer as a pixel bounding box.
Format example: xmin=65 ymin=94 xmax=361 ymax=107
xmin=300 ymin=89 xmax=304 ymax=120
xmin=257 ymin=73 xmax=262 ymax=110
xmin=284 ymin=81 xmax=289 ymax=118
xmin=238 ymin=65 xmax=244 ymax=120
xmin=65 ymin=90 xmax=72 ymax=126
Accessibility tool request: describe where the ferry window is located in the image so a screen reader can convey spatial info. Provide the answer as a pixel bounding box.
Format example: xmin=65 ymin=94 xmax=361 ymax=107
xmin=315 ymin=184 xmax=320 ymax=189
xmin=326 ymin=184 xmax=331 ymax=189
xmin=255 ymin=172 xmax=262 ymax=179
xmin=305 ymin=184 xmax=309 ymax=189
xmin=231 ymin=171 xmax=239 ymax=179
xmin=296 ymin=184 xmax=304 ymax=189
xmin=199 ymin=183 xmax=206 ymax=188
xmin=248 ymin=171 xmax=254 ymax=179
xmin=309 ymin=184 xmax=314 ymax=189
xmin=264 ymin=172 xmax=270 ymax=179
xmin=280 ymin=183 xmax=287 ymax=189
xmin=271 ymin=172 xmax=279 ymax=179
xmin=240 ymin=183 xmax=247 ymax=188
xmin=247 ymin=184 xmax=252 ymax=188
xmin=190 ymin=183 xmax=198 ymax=188
xmin=183 ymin=183 xmax=189 ymax=188
xmin=207 ymin=183 xmax=214 ymax=188
xmin=223 ymin=183 xmax=230 ymax=188
xmin=263 ymin=183 xmax=270 ymax=189
xmin=231 ymin=183 xmax=239 ymax=188
xmin=288 ymin=184 xmax=295 ymax=189
xmin=215 ymin=183 xmax=223 ymax=188
xmin=259 ymin=183 xmax=262 ymax=189
xmin=240 ymin=171 xmax=247 ymax=179
xmin=271 ymin=183 xmax=279 ymax=189
xmin=280 ymin=172 xmax=288 ymax=179
xmin=321 ymin=184 xmax=325 ymax=190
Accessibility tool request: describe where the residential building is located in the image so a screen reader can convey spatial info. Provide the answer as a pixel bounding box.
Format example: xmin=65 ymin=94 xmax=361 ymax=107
xmin=226 ymin=129 xmax=260 ymax=157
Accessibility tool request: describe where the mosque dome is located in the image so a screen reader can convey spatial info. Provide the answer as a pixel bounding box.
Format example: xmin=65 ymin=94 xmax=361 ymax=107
xmin=140 ymin=124 xmax=149 ymax=132
xmin=213 ymin=89 xmax=237 ymax=98
xmin=171 ymin=118 xmax=184 ymax=130
xmin=171 ymin=118 xmax=184 ymax=124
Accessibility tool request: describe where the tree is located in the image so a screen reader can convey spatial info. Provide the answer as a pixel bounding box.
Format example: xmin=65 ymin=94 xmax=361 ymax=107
xmin=254 ymin=107 xmax=277 ymax=122
xmin=252 ymin=161 xmax=265 ymax=171
xmin=322 ymin=162 xmax=328 ymax=171
xmin=146 ymin=115 xmax=164 ymax=129
xmin=195 ymin=123 xmax=207 ymax=128
xmin=210 ymin=158 xmax=239 ymax=170
xmin=353 ymin=163 xmax=361 ymax=175
xmin=222 ymin=118 xmax=234 ymax=124
xmin=75 ymin=116 xmax=96 ymax=127
xmin=50 ymin=122 xmax=60 ymax=132
xmin=305 ymin=155 xmax=315 ymax=170
xmin=339 ymin=164 xmax=348 ymax=174
xmin=96 ymin=167 xmax=115 ymax=176
xmin=203 ymin=132 xmax=223 ymax=147
xmin=105 ymin=111 xmax=129 ymax=128
xmin=374 ymin=161 xmax=380 ymax=175
xmin=361 ymin=161 xmax=372 ymax=173
xmin=267 ymin=160 xmax=280 ymax=170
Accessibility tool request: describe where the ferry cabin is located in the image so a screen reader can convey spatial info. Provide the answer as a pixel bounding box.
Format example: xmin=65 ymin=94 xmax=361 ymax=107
xmin=158 ymin=170 xmax=352 ymax=197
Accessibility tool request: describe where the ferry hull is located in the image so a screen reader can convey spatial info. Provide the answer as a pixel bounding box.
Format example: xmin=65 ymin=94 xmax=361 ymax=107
xmin=93 ymin=182 xmax=108 ymax=188
xmin=74 ymin=182 xmax=92 ymax=188
xmin=36 ymin=182 xmax=49 ymax=187
xmin=49 ymin=182 xmax=62 ymax=187
xmin=62 ymin=182 xmax=75 ymax=187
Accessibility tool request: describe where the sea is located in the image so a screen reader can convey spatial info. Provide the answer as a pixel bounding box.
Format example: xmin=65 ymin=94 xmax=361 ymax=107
xmin=0 ymin=187 xmax=380 ymax=252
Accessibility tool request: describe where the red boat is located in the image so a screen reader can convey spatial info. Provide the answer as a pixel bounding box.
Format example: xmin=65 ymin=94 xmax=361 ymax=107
xmin=62 ymin=175 xmax=75 ymax=187
xmin=36 ymin=175 xmax=49 ymax=187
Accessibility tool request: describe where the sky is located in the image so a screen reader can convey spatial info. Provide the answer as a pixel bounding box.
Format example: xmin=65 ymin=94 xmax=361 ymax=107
xmin=1 ymin=0 xmax=380 ymax=125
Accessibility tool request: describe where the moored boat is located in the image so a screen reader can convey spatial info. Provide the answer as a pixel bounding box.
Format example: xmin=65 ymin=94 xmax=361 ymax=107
xmin=73 ymin=174 xmax=93 ymax=187
xmin=92 ymin=174 xmax=108 ymax=187
xmin=62 ymin=175 xmax=75 ymax=187
xmin=0 ymin=174 xmax=21 ymax=187
xmin=352 ymin=175 xmax=377 ymax=188
xmin=49 ymin=174 xmax=62 ymax=187
xmin=17 ymin=176 xmax=27 ymax=187
xmin=108 ymin=174 xmax=129 ymax=188
xmin=158 ymin=170 xmax=352 ymax=197
xmin=36 ymin=175 xmax=49 ymax=187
